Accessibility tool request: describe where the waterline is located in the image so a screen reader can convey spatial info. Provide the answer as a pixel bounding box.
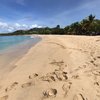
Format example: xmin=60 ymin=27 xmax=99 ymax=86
xmin=0 ymin=35 xmax=42 ymax=53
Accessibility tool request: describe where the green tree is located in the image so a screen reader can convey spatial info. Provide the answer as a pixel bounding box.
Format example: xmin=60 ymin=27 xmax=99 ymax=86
xmin=81 ymin=14 xmax=95 ymax=35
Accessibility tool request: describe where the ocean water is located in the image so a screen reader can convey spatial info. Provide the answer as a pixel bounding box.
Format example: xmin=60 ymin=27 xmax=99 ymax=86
xmin=0 ymin=36 xmax=41 ymax=53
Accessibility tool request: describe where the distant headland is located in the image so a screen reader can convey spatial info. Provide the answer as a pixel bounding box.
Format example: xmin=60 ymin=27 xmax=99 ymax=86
xmin=0 ymin=14 xmax=100 ymax=36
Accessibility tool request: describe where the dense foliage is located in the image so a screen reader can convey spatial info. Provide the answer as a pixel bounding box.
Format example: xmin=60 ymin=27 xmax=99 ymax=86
xmin=0 ymin=14 xmax=100 ymax=36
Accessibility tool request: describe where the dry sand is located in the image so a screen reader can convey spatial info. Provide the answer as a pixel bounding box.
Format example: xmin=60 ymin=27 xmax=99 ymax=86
xmin=0 ymin=35 xmax=100 ymax=100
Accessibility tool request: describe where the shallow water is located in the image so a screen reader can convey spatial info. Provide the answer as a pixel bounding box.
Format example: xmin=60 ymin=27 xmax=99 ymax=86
xmin=0 ymin=35 xmax=42 ymax=78
xmin=0 ymin=36 xmax=35 ymax=52
xmin=0 ymin=35 xmax=42 ymax=53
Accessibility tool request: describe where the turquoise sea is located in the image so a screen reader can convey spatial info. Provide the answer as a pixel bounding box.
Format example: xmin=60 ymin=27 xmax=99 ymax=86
xmin=0 ymin=36 xmax=41 ymax=53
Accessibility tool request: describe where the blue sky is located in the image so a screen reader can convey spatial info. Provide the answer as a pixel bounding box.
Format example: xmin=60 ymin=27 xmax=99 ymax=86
xmin=0 ymin=0 xmax=100 ymax=32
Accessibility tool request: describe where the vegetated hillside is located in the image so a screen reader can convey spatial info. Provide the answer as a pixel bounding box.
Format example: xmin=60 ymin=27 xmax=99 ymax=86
xmin=0 ymin=14 xmax=100 ymax=36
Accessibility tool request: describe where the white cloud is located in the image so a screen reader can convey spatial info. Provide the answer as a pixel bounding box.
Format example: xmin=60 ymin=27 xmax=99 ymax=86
xmin=30 ymin=24 xmax=42 ymax=28
xmin=15 ymin=23 xmax=21 ymax=27
xmin=0 ymin=22 xmax=8 ymax=28
xmin=0 ymin=22 xmax=43 ymax=33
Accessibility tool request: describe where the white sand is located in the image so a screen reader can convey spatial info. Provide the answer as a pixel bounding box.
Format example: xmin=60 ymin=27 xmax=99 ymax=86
xmin=0 ymin=35 xmax=100 ymax=100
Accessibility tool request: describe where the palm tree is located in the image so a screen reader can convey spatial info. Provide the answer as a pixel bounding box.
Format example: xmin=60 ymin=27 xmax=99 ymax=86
xmin=88 ymin=14 xmax=95 ymax=22
xmin=81 ymin=14 xmax=95 ymax=35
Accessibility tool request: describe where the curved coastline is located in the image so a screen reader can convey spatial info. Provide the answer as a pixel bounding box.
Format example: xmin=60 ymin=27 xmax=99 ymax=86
xmin=0 ymin=35 xmax=42 ymax=79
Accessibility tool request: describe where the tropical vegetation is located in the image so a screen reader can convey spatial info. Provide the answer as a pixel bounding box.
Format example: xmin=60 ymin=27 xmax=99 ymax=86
xmin=0 ymin=14 xmax=100 ymax=36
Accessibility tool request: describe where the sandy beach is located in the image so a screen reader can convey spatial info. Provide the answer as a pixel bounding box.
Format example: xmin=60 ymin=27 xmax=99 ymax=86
xmin=0 ymin=35 xmax=100 ymax=100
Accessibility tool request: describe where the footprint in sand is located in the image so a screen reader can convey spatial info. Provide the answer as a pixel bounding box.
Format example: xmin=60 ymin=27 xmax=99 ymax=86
xmin=90 ymin=55 xmax=98 ymax=67
xmin=93 ymin=57 xmax=96 ymax=61
xmin=21 ymin=81 xmax=34 ymax=88
xmin=62 ymin=82 xmax=72 ymax=97
xmin=29 ymin=73 xmax=38 ymax=79
xmin=72 ymin=75 xmax=79 ymax=79
xmin=41 ymin=70 xmax=68 ymax=82
xmin=92 ymin=70 xmax=100 ymax=76
xmin=94 ymin=82 xmax=99 ymax=86
xmin=73 ymin=94 xmax=87 ymax=100
xmin=97 ymin=56 xmax=100 ymax=59
xmin=54 ymin=70 xmax=68 ymax=81
xmin=40 ymin=74 xmax=56 ymax=82
xmin=42 ymin=88 xmax=57 ymax=99
xmin=50 ymin=60 xmax=64 ymax=67
xmin=5 ymin=82 xmax=18 ymax=92
xmin=50 ymin=60 xmax=65 ymax=70
xmin=0 ymin=95 xmax=8 ymax=100
xmin=96 ymin=39 xmax=100 ymax=42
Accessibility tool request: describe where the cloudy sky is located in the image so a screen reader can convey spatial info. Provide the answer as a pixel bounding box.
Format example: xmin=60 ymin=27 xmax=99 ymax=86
xmin=0 ymin=0 xmax=100 ymax=33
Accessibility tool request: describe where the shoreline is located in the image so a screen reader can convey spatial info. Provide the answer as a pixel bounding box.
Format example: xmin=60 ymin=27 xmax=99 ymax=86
xmin=0 ymin=35 xmax=41 ymax=80
xmin=0 ymin=35 xmax=100 ymax=100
